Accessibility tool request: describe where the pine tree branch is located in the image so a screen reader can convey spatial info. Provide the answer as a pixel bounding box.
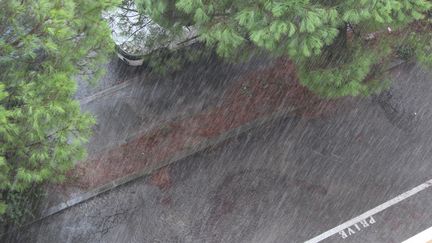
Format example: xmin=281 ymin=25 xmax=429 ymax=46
xmin=24 ymin=126 xmax=71 ymax=149
xmin=1 ymin=125 xmax=72 ymax=158
xmin=118 ymin=6 xmax=138 ymax=12
xmin=6 ymin=17 xmax=50 ymax=48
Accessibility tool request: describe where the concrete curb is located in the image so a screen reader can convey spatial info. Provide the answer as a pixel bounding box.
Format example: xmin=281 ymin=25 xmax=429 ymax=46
xmin=79 ymin=79 xmax=134 ymax=105
xmin=386 ymin=59 xmax=407 ymax=71
xmin=35 ymin=107 xmax=297 ymax=222
xmin=77 ymin=59 xmax=406 ymax=106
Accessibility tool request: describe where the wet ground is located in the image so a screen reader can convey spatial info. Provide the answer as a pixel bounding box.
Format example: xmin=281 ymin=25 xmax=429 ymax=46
xmin=78 ymin=55 xmax=273 ymax=155
xmin=4 ymin=62 xmax=432 ymax=242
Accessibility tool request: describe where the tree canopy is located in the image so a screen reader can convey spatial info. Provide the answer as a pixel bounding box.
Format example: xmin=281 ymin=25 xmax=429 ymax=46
xmin=0 ymin=0 xmax=119 ymax=223
xmin=136 ymin=0 xmax=432 ymax=97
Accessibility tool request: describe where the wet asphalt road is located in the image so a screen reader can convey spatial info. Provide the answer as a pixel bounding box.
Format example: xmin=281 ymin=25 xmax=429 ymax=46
xmin=4 ymin=63 xmax=432 ymax=243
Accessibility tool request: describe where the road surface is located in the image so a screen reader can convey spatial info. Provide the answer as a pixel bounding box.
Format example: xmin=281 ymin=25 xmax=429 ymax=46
xmin=4 ymin=63 xmax=432 ymax=243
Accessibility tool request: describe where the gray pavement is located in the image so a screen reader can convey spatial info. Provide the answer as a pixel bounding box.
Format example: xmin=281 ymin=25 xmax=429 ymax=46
xmin=79 ymin=55 xmax=274 ymax=154
xmin=4 ymin=63 xmax=432 ymax=242
xmin=74 ymin=57 xmax=147 ymax=100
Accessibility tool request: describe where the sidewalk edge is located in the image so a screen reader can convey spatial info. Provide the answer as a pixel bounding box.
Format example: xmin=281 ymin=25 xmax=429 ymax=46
xmin=79 ymin=79 xmax=134 ymax=105
xmin=37 ymin=107 xmax=296 ymax=221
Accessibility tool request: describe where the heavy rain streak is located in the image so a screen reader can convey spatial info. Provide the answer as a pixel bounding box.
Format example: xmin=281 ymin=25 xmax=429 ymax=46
xmin=1 ymin=0 xmax=432 ymax=242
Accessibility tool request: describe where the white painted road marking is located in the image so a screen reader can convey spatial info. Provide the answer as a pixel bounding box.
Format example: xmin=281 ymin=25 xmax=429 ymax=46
xmin=338 ymin=216 xmax=376 ymax=239
xmin=402 ymin=225 xmax=432 ymax=243
xmin=305 ymin=178 xmax=432 ymax=243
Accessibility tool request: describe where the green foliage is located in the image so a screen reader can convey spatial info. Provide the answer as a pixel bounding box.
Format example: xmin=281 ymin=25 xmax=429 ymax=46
xmin=136 ymin=0 xmax=432 ymax=97
xmin=299 ymin=41 xmax=392 ymax=97
xmin=398 ymin=22 xmax=432 ymax=66
xmin=396 ymin=43 xmax=416 ymax=60
xmin=143 ymin=43 xmax=214 ymax=75
xmin=2 ymin=186 xmax=45 ymax=226
xmin=0 ymin=0 xmax=119 ymax=224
